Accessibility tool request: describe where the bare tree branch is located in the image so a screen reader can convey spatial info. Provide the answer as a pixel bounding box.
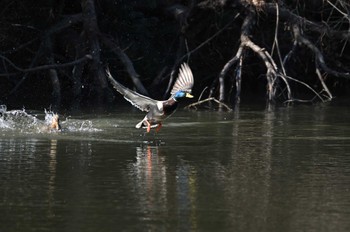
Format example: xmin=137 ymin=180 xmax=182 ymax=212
xmin=265 ymin=3 xmax=350 ymax=40
xmin=185 ymin=97 xmax=233 ymax=111
xmin=0 ymin=54 xmax=92 ymax=75
xmin=292 ymin=24 xmax=350 ymax=79
xmin=100 ymin=35 xmax=149 ymax=96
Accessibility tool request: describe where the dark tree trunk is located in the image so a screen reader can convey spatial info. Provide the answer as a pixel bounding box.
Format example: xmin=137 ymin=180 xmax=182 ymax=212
xmin=44 ymin=37 xmax=61 ymax=111
xmin=81 ymin=0 xmax=107 ymax=105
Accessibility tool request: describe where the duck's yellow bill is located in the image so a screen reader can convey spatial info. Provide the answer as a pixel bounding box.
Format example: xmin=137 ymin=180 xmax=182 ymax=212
xmin=186 ymin=93 xmax=194 ymax=98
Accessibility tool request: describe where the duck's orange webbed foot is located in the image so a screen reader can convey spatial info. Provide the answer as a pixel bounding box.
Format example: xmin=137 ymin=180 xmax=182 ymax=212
xmin=156 ymin=123 xmax=162 ymax=133
xmin=145 ymin=120 xmax=151 ymax=133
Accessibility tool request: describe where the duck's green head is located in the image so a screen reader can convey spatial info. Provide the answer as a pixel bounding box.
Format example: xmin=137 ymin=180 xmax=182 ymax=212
xmin=174 ymin=91 xmax=194 ymax=101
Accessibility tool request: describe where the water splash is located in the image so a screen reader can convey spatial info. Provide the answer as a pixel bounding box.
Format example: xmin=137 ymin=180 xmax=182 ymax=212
xmin=0 ymin=105 xmax=6 ymax=114
xmin=0 ymin=106 xmax=39 ymax=131
xmin=0 ymin=106 xmax=100 ymax=133
xmin=63 ymin=118 xmax=102 ymax=132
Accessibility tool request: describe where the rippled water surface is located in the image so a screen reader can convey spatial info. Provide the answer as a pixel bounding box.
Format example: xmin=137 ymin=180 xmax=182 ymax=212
xmin=1 ymin=105 xmax=350 ymax=231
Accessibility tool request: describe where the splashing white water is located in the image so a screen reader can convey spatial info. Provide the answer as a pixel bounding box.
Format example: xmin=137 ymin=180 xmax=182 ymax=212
xmin=0 ymin=106 xmax=38 ymax=131
xmin=63 ymin=117 xmax=102 ymax=132
xmin=0 ymin=105 xmax=101 ymax=133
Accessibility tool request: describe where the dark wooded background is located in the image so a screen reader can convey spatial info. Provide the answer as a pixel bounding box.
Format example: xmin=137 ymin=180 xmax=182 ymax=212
xmin=1 ymin=0 xmax=349 ymax=111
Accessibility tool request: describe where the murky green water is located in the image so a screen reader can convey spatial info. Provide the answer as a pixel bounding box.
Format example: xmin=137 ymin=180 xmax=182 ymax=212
xmin=1 ymin=105 xmax=350 ymax=232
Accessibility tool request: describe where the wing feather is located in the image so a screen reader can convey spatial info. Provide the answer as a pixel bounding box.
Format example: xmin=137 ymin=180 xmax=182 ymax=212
xmin=170 ymin=63 xmax=194 ymax=95
xmin=106 ymin=68 xmax=157 ymax=112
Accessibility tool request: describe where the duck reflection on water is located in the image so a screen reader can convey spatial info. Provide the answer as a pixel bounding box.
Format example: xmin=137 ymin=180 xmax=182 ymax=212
xmin=131 ymin=144 xmax=199 ymax=231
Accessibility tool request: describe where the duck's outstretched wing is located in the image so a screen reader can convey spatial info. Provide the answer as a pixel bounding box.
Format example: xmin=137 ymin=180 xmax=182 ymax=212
xmin=170 ymin=63 xmax=194 ymax=95
xmin=106 ymin=68 xmax=157 ymax=112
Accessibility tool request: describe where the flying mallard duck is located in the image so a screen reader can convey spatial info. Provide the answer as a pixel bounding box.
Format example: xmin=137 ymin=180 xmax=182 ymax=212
xmin=106 ymin=63 xmax=194 ymax=132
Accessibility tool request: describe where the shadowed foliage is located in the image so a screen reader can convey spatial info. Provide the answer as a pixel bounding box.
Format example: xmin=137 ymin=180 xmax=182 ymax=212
xmin=0 ymin=0 xmax=349 ymax=111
